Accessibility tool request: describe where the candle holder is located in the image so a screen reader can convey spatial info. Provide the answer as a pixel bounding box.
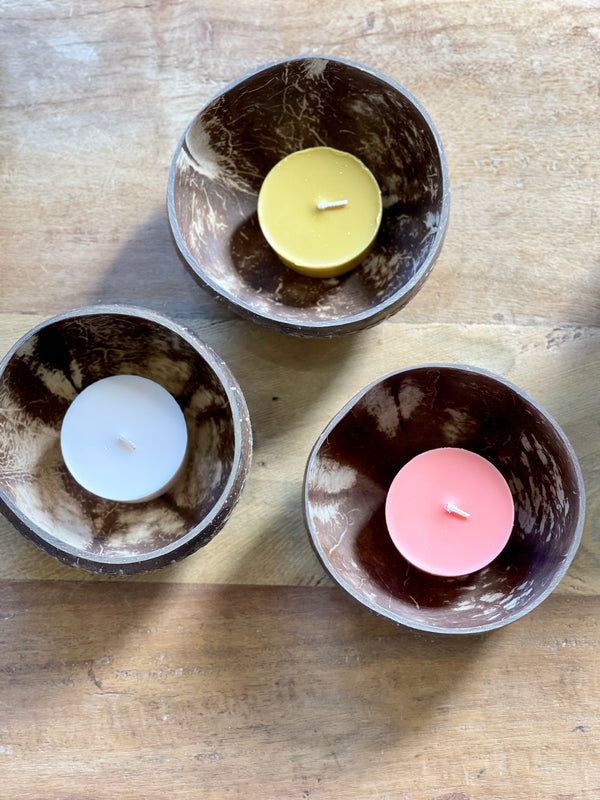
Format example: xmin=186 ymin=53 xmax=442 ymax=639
xmin=304 ymin=365 xmax=585 ymax=634
xmin=0 ymin=306 xmax=252 ymax=574
xmin=168 ymin=55 xmax=449 ymax=337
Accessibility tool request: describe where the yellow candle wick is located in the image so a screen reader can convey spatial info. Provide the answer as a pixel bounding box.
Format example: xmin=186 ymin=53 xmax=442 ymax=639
xmin=317 ymin=199 xmax=348 ymax=210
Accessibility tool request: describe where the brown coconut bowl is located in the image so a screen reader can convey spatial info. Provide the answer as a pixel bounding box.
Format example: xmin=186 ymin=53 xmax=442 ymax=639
xmin=304 ymin=364 xmax=585 ymax=634
xmin=168 ymin=55 xmax=449 ymax=337
xmin=0 ymin=306 xmax=252 ymax=575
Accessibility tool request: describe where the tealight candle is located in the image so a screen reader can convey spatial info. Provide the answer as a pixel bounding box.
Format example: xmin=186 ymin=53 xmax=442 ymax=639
xmin=385 ymin=448 xmax=515 ymax=577
xmin=60 ymin=375 xmax=188 ymax=503
xmin=257 ymin=146 xmax=382 ymax=278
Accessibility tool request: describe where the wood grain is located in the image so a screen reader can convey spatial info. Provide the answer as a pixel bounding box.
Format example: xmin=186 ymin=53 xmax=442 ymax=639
xmin=1 ymin=1 xmax=598 ymax=325
xmin=1 ymin=315 xmax=598 ymax=595
xmin=1 ymin=581 xmax=598 ymax=800
xmin=0 ymin=0 xmax=599 ymax=797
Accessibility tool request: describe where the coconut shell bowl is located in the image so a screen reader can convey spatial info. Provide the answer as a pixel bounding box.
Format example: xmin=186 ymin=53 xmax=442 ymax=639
xmin=304 ymin=364 xmax=585 ymax=634
xmin=168 ymin=55 xmax=449 ymax=337
xmin=0 ymin=306 xmax=252 ymax=575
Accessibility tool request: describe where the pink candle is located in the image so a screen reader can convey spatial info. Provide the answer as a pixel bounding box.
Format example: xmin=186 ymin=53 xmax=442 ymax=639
xmin=385 ymin=448 xmax=515 ymax=576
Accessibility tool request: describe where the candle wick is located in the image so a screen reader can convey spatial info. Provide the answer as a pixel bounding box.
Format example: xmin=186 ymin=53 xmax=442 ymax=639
xmin=317 ymin=199 xmax=348 ymax=210
xmin=117 ymin=435 xmax=136 ymax=453
xmin=445 ymin=502 xmax=470 ymax=519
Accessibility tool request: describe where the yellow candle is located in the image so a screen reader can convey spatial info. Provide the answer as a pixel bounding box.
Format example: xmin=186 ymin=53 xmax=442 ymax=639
xmin=257 ymin=146 xmax=382 ymax=278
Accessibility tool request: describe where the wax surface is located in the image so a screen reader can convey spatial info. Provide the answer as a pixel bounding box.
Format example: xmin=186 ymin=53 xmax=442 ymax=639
xmin=257 ymin=146 xmax=382 ymax=277
xmin=385 ymin=448 xmax=515 ymax=577
xmin=60 ymin=375 xmax=188 ymax=503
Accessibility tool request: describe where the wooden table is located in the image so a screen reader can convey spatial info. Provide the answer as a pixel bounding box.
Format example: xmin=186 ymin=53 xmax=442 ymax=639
xmin=1 ymin=2 xmax=599 ymax=797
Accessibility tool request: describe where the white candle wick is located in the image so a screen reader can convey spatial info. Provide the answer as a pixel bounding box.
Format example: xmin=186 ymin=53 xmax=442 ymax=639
xmin=445 ymin=502 xmax=470 ymax=519
xmin=117 ymin=434 xmax=137 ymax=453
xmin=317 ymin=199 xmax=348 ymax=210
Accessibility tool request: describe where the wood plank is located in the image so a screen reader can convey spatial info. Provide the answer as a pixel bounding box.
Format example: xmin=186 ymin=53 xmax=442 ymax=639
xmin=0 ymin=580 xmax=598 ymax=800
xmin=1 ymin=315 xmax=598 ymax=594
xmin=1 ymin=1 xmax=598 ymax=325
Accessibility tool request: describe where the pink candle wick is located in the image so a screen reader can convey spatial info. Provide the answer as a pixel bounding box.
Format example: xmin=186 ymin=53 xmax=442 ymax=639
xmin=445 ymin=502 xmax=470 ymax=518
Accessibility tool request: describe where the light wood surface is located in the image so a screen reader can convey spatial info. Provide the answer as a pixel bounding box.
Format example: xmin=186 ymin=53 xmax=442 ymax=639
xmin=1 ymin=1 xmax=599 ymax=797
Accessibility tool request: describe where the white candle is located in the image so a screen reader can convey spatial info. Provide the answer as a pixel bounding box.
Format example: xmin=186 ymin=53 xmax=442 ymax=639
xmin=60 ymin=375 xmax=188 ymax=503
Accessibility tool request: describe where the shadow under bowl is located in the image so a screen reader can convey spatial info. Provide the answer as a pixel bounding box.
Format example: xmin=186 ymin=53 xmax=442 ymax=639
xmin=304 ymin=364 xmax=585 ymax=634
xmin=168 ymin=55 xmax=449 ymax=337
xmin=0 ymin=305 xmax=252 ymax=574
